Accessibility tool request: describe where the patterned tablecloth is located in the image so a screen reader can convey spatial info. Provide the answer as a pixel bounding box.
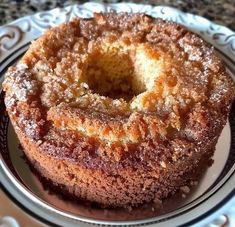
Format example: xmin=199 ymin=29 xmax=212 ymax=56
xmin=0 ymin=1 xmax=234 ymax=226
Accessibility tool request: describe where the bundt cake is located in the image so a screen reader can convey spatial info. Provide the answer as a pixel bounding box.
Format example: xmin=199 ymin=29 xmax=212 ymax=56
xmin=3 ymin=13 xmax=235 ymax=208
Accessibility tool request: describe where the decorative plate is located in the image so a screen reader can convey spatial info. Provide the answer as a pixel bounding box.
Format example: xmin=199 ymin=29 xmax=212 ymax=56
xmin=0 ymin=2 xmax=234 ymax=227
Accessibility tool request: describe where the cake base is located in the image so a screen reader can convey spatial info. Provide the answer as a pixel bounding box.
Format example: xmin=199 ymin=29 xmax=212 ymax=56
xmin=16 ymin=127 xmax=215 ymax=208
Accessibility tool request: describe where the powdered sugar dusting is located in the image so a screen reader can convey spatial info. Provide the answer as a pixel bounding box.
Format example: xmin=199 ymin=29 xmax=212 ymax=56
xmin=3 ymin=64 xmax=38 ymax=107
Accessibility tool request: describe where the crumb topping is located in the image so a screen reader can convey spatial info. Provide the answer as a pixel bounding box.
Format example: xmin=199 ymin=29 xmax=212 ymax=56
xmin=3 ymin=13 xmax=235 ymax=160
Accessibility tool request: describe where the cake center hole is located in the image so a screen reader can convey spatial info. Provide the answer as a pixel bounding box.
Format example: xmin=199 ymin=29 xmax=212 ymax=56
xmin=85 ymin=43 xmax=162 ymax=101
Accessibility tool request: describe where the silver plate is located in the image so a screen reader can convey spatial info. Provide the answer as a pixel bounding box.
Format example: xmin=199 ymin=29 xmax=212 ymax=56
xmin=0 ymin=3 xmax=235 ymax=227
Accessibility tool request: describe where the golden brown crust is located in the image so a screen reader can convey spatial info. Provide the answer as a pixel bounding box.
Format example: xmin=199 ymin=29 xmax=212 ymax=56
xmin=3 ymin=13 xmax=235 ymax=207
xmin=15 ymin=122 xmax=216 ymax=207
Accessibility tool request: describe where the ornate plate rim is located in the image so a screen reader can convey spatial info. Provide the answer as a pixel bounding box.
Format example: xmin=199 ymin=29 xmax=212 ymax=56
xmin=0 ymin=2 xmax=235 ymax=227
xmin=0 ymin=2 xmax=234 ymax=64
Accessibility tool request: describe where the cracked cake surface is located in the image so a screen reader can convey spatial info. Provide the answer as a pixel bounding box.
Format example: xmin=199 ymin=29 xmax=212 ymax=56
xmin=3 ymin=13 xmax=235 ymax=207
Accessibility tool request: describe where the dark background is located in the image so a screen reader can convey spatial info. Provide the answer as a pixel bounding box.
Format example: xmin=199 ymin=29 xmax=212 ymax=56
xmin=0 ymin=0 xmax=234 ymax=30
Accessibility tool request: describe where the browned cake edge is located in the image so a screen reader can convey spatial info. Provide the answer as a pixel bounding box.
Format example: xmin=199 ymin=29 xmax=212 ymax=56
xmin=14 ymin=120 xmax=217 ymax=208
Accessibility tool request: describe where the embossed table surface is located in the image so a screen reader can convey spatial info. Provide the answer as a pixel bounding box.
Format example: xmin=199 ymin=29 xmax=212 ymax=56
xmin=0 ymin=0 xmax=234 ymax=30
